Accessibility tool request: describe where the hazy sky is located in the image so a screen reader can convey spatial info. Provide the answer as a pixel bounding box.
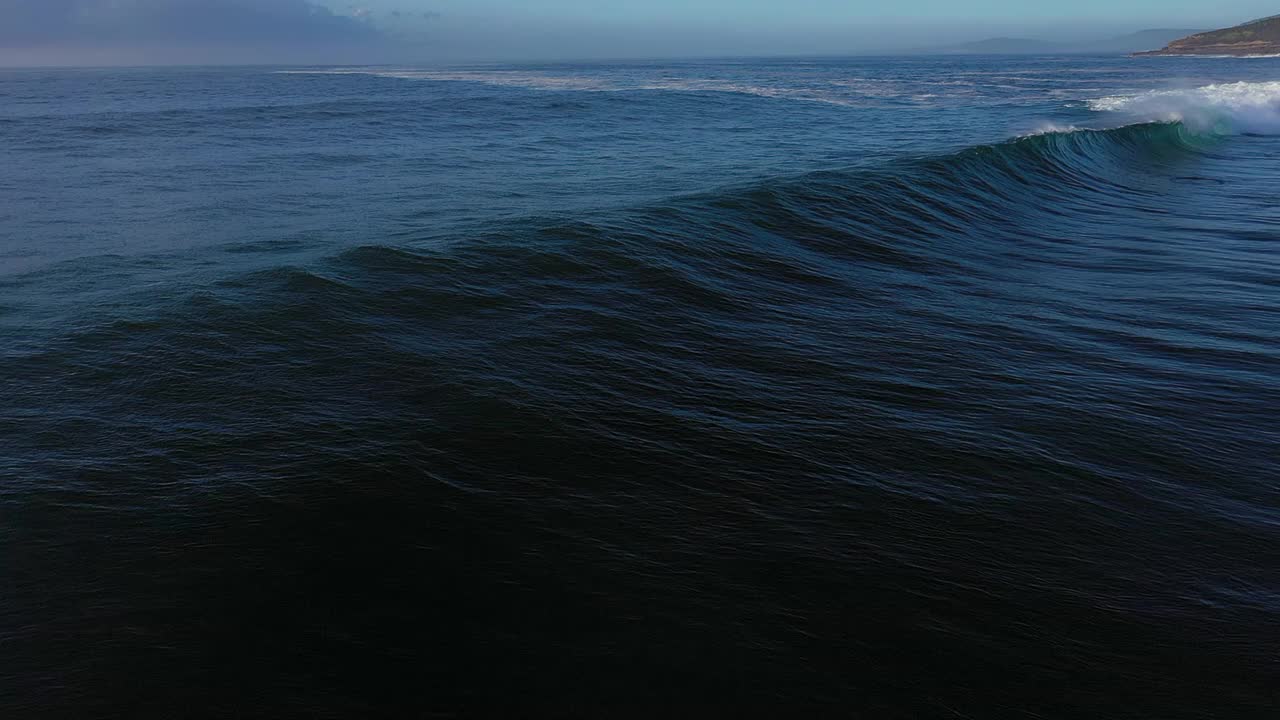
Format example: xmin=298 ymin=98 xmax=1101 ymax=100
xmin=1 ymin=1 xmax=1277 ymax=65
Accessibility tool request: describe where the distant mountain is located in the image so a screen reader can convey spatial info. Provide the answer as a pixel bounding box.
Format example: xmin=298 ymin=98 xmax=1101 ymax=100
xmin=937 ymin=37 xmax=1065 ymax=55
xmin=929 ymin=28 xmax=1203 ymax=56
xmin=1136 ymin=15 xmax=1280 ymax=56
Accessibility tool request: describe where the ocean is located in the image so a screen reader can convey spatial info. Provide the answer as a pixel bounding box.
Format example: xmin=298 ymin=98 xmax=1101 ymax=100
xmin=1 ymin=55 xmax=1277 ymax=717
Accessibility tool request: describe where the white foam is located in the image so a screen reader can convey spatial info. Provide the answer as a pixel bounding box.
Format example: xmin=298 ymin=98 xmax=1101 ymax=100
xmin=278 ymin=69 xmax=894 ymax=106
xmin=635 ymin=79 xmax=876 ymax=107
xmin=276 ymin=68 xmax=609 ymax=91
xmin=1021 ymin=123 xmax=1084 ymax=137
xmin=1088 ymin=81 xmax=1280 ymax=134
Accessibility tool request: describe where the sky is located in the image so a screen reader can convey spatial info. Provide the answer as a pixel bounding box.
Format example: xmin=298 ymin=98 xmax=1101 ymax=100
xmin=1 ymin=1 xmax=1278 ymax=65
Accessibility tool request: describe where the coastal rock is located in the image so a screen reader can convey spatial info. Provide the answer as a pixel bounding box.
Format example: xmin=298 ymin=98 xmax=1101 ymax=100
xmin=1137 ymin=15 xmax=1280 ymax=56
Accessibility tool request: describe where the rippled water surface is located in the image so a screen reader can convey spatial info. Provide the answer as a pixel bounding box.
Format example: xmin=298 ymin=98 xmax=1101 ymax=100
xmin=2 ymin=56 xmax=1278 ymax=717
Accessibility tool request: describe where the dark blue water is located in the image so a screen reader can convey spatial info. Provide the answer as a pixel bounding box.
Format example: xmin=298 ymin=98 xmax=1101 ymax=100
xmin=2 ymin=56 xmax=1278 ymax=717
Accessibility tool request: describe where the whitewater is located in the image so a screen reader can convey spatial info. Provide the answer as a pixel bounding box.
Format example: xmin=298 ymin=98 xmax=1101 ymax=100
xmin=1089 ymin=80 xmax=1280 ymax=134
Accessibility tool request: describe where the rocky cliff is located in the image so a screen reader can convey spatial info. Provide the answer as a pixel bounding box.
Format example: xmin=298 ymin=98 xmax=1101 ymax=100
xmin=1137 ymin=15 xmax=1280 ymax=56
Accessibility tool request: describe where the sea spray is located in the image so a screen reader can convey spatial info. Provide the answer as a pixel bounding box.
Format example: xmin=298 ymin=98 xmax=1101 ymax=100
xmin=1089 ymin=80 xmax=1280 ymax=134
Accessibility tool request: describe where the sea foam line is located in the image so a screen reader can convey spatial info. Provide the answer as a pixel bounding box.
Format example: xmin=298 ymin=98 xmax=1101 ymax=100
xmin=274 ymin=69 xmax=925 ymax=107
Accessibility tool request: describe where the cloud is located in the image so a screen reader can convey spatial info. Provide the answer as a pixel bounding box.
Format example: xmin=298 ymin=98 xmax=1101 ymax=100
xmin=0 ymin=0 xmax=383 ymax=48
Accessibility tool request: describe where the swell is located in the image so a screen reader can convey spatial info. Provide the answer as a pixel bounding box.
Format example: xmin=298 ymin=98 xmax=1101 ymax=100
xmin=1 ymin=120 xmax=1233 ymax=461
xmin=912 ymin=121 xmax=1208 ymax=194
xmin=554 ymin=120 xmax=1215 ymax=274
xmin=4 ymin=112 xmax=1278 ymax=718
xmin=8 ymin=117 xmax=1267 ymax=508
xmin=2 ymin=120 xmax=1214 ymax=310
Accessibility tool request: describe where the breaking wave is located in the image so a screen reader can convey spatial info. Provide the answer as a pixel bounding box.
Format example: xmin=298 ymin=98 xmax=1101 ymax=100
xmin=1088 ymin=80 xmax=1280 ymax=134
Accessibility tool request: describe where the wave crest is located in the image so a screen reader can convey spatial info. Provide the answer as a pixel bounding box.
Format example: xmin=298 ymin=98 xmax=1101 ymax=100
xmin=1088 ymin=81 xmax=1280 ymax=135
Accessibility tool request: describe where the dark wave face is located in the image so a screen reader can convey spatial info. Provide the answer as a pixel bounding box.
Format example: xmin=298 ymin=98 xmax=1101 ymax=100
xmin=1 ymin=57 xmax=1278 ymax=718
